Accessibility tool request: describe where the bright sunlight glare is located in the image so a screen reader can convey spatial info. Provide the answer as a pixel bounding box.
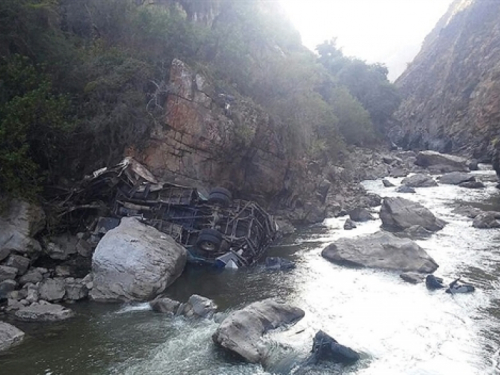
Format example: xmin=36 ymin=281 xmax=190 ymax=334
xmin=279 ymin=0 xmax=455 ymax=81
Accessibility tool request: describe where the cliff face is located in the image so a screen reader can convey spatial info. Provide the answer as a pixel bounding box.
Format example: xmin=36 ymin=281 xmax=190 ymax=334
xmin=393 ymin=0 xmax=500 ymax=160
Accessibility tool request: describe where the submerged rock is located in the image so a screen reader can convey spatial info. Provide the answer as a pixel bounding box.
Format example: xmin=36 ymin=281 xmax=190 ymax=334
xmin=343 ymin=219 xmax=357 ymax=230
xmin=425 ymin=275 xmax=445 ymax=290
xmin=212 ymin=299 xmax=305 ymax=363
xmin=382 ymin=179 xmax=395 ymax=187
xmin=90 ymin=217 xmax=187 ymax=302
xmin=393 ymin=225 xmax=434 ymax=240
xmin=310 ymin=330 xmax=359 ymax=364
xmin=15 ymin=302 xmax=75 ymax=322
xmin=401 ymin=174 xmax=438 ymax=187
xmin=321 ymin=231 xmax=438 ymax=273
xmin=380 ymin=197 xmax=446 ymax=232
xmin=0 ymin=322 xmax=25 ymax=352
xmin=265 ymin=257 xmax=296 ymax=271
xmin=400 ymin=272 xmax=425 ymax=284
xmin=459 ymin=180 xmax=485 ymax=189
xmin=396 ymin=185 xmax=416 ymax=194
xmin=150 ymin=296 xmax=181 ymax=315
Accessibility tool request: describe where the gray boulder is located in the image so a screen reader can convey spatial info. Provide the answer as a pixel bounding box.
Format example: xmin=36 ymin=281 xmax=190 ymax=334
xmin=4 ymin=254 xmax=31 ymax=275
xmin=415 ymin=151 xmax=469 ymax=172
xmin=182 ymin=294 xmax=217 ymax=318
xmin=344 ymin=219 xmax=357 ymax=230
xmin=90 ymin=217 xmax=187 ymax=302
xmin=64 ymin=278 xmax=88 ymax=301
xmin=389 ymin=166 xmax=409 ymax=178
xmin=39 ymin=278 xmax=66 ymax=302
xmin=396 ymin=185 xmax=416 ymax=194
xmin=19 ymin=269 xmax=44 ymax=285
xmin=453 ymin=205 xmax=482 ymax=218
xmin=401 ymin=174 xmax=438 ymax=187
xmin=380 ymin=197 xmax=446 ymax=232
xmin=382 ymin=179 xmax=395 ymax=187
xmin=348 ymin=208 xmax=374 ymax=222
xmin=0 ymin=199 xmax=45 ymax=260
xmin=212 ymin=299 xmax=305 ymax=363
xmin=150 ymin=296 xmax=181 ymax=314
xmin=0 ymin=322 xmax=25 ymax=352
xmin=15 ymin=302 xmax=74 ymax=322
xmin=44 ymin=233 xmax=78 ymax=260
xmin=472 ymin=211 xmax=500 ymax=229
xmin=438 ymin=172 xmax=475 ymax=185
xmin=0 ymin=265 xmax=17 ymax=282
xmin=459 ymin=181 xmax=485 ymax=189
xmin=321 ymin=231 xmax=438 ymax=273
xmin=310 ymin=330 xmax=359 ymax=364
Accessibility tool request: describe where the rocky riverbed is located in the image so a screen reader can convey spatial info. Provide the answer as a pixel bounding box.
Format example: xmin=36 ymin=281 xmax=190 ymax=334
xmin=1 ymin=151 xmax=500 ymax=374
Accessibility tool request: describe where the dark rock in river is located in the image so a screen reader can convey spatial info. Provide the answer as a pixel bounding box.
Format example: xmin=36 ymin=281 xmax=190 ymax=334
xmin=212 ymin=299 xmax=305 ymax=363
xmin=396 ymin=185 xmax=416 ymax=194
xmin=0 ymin=322 xmax=25 ymax=352
xmin=425 ymin=275 xmax=445 ymax=290
xmin=265 ymin=257 xmax=296 ymax=271
xmin=472 ymin=211 xmax=500 ymax=229
xmin=343 ymin=219 xmax=357 ymax=230
xmin=310 ymin=330 xmax=359 ymax=365
xmin=453 ymin=205 xmax=482 ymax=218
xmin=459 ymin=180 xmax=485 ymax=189
xmin=438 ymin=172 xmax=475 ymax=185
xmin=380 ymin=197 xmax=446 ymax=232
xmin=382 ymin=179 xmax=395 ymax=187
xmin=401 ymin=174 xmax=438 ymax=187
xmin=400 ymin=272 xmax=425 ymax=284
xmin=90 ymin=217 xmax=187 ymax=302
xmin=150 ymin=296 xmax=181 ymax=315
xmin=348 ymin=207 xmax=374 ymax=222
xmin=321 ymin=231 xmax=438 ymax=273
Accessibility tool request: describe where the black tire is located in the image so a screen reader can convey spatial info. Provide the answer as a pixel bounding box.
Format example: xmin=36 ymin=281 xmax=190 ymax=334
xmin=196 ymin=229 xmax=223 ymax=252
xmin=208 ymin=187 xmax=232 ymax=207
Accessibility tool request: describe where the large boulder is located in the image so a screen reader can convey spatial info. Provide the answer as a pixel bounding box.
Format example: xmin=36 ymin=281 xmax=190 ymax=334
xmin=438 ymin=172 xmax=475 ymax=185
xmin=0 ymin=322 xmax=25 ymax=351
xmin=0 ymin=199 xmax=45 ymax=260
xmin=415 ymin=151 xmax=469 ymax=173
xmin=15 ymin=302 xmax=74 ymax=322
xmin=321 ymin=231 xmax=438 ymax=273
xmin=90 ymin=217 xmax=187 ymax=302
xmin=212 ymin=299 xmax=305 ymax=363
xmin=380 ymin=197 xmax=446 ymax=232
xmin=401 ymin=174 xmax=438 ymax=187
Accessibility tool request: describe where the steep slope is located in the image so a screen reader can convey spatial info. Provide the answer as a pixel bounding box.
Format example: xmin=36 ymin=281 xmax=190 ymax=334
xmin=393 ymin=0 xmax=500 ymax=160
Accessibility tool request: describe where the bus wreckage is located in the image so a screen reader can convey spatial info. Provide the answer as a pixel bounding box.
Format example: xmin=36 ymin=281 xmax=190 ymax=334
xmin=59 ymin=158 xmax=278 ymax=269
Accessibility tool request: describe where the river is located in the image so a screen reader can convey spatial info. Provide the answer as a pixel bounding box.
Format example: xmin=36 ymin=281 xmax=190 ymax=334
xmin=1 ymin=168 xmax=500 ymax=375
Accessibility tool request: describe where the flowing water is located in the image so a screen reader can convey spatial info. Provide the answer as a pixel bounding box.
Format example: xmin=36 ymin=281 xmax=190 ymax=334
xmin=2 ymin=168 xmax=500 ymax=375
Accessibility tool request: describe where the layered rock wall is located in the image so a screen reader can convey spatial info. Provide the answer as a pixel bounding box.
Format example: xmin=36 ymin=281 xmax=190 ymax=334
xmin=394 ymin=0 xmax=500 ymax=160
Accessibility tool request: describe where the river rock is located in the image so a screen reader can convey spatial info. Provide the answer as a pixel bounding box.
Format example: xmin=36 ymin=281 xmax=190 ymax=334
xmin=459 ymin=181 xmax=485 ymax=189
xmin=390 ymin=166 xmax=409 ymax=178
xmin=39 ymin=278 xmax=66 ymax=302
xmin=0 ymin=280 xmax=18 ymax=297
xmin=44 ymin=233 xmax=78 ymax=260
xmin=19 ymin=269 xmax=44 ymax=285
xmin=453 ymin=205 xmax=482 ymax=218
xmin=90 ymin=217 xmax=187 ymax=302
xmin=310 ymin=330 xmax=359 ymax=364
xmin=344 ymin=219 xmax=357 ymax=230
xmin=348 ymin=207 xmax=374 ymax=222
xmin=0 ymin=322 xmax=25 ymax=351
xmin=321 ymin=231 xmax=438 ymax=273
xmin=415 ymin=151 xmax=469 ymax=173
xmin=264 ymin=257 xmax=296 ymax=270
xmin=0 ymin=265 xmax=17 ymax=282
xmin=4 ymin=254 xmax=31 ymax=275
xmin=212 ymin=299 xmax=305 ymax=363
xmin=380 ymin=197 xmax=446 ymax=232
xmin=400 ymin=272 xmax=425 ymax=284
xmin=150 ymin=296 xmax=181 ymax=314
xmin=64 ymin=279 xmax=88 ymax=301
xmin=15 ymin=302 xmax=75 ymax=322
xmin=425 ymin=275 xmax=445 ymax=290
xmin=438 ymin=172 xmax=475 ymax=185
xmin=182 ymin=294 xmax=217 ymax=318
xmin=401 ymin=174 xmax=438 ymax=187
xmin=0 ymin=199 xmax=44 ymax=259
xmin=396 ymin=185 xmax=416 ymax=194
xmin=382 ymin=179 xmax=395 ymax=187
xmin=472 ymin=211 xmax=500 ymax=229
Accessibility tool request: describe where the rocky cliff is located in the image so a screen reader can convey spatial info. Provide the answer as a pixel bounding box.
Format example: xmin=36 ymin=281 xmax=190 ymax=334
xmin=393 ymin=0 xmax=500 ymax=161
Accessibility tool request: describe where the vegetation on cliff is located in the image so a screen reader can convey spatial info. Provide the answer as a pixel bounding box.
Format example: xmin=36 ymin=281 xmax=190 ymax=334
xmin=0 ymin=0 xmax=400 ymax=199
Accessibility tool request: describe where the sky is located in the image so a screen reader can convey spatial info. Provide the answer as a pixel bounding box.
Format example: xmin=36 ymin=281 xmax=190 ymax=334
xmin=279 ymin=0 xmax=455 ymax=81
